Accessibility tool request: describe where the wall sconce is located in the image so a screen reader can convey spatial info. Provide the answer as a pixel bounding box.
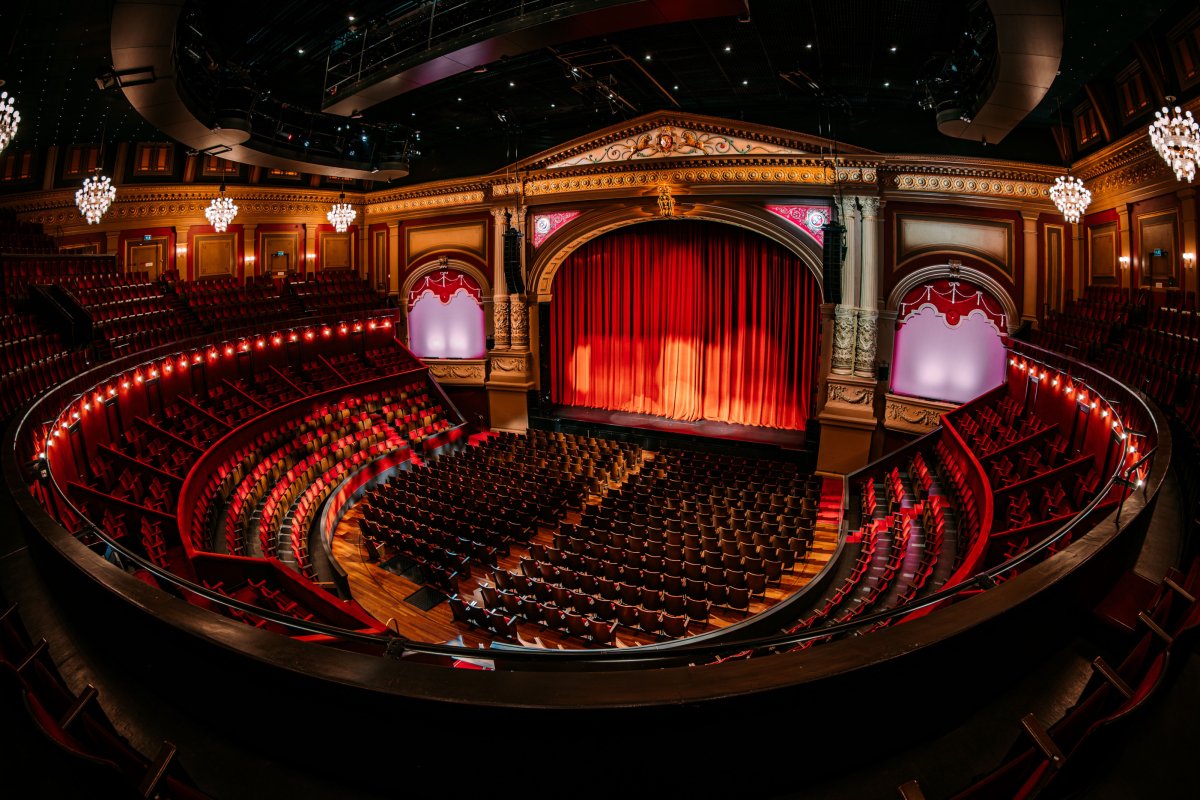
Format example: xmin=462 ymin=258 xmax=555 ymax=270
xmin=245 ymin=254 xmax=256 ymax=263
xmin=1184 ymin=252 xmax=1195 ymax=269
xmin=1119 ymin=256 xmax=1130 ymax=269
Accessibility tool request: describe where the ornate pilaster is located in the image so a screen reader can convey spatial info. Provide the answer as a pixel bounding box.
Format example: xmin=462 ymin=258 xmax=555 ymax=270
xmin=831 ymin=305 xmax=858 ymax=375
xmin=853 ymin=309 xmax=878 ymax=379
xmin=493 ymin=295 xmax=511 ymax=350
xmin=508 ymin=294 xmax=529 ymax=350
xmin=858 ymin=196 xmax=881 ymax=311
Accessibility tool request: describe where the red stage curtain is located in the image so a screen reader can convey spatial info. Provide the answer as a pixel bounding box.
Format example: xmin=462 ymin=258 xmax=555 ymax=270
xmin=550 ymin=221 xmax=819 ymax=430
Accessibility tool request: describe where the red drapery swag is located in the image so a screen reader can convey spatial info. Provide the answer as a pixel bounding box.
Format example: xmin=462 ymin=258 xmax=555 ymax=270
xmin=550 ymin=221 xmax=819 ymax=430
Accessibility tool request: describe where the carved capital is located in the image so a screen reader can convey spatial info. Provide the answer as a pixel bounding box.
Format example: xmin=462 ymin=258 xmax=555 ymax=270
xmin=858 ymin=196 xmax=881 ymax=217
xmin=492 ymin=295 xmax=511 ymax=349
xmin=508 ymin=294 xmax=529 ymax=349
xmin=831 ymin=305 xmax=858 ymax=375
xmin=853 ymin=309 xmax=878 ymax=379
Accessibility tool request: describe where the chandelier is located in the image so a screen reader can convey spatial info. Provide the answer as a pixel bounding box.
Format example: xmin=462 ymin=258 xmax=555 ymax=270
xmin=75 ymin=170 xmax=116 ymax=225
xmin=0 ymin=90 xmax=19 ymax=154
xmin=327 ymin=192 xmax=356 ymax=233
xmin=1149 ymin=100 xmax=1199 ymax=183
xmin=204 ymin=184 xmax=238 ymax=232
xmin=1050 ymin=174 xmax=1091 ymax=224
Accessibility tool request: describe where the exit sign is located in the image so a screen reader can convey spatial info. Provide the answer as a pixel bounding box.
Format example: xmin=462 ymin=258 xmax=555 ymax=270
xmin=275 ymin=250 xmax=286 ymax=257
xmin=143 ymin=234 xmax=153 ymax=241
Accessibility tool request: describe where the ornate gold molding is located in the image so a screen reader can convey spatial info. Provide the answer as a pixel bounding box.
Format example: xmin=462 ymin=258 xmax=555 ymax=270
xmin=891 ymin=173 xmax=1051 ymax=199
xmin=369 ymin=190 xmax=486 ymax=215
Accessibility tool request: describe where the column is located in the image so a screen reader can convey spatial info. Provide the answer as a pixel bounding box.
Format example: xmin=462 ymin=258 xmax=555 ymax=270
xmin=490 ymin=207 xmax=511 ymax=349
xmin=840 ymin=196 xmax=862 ymax=309
xmin=854 ymin=197 xmax=881 ymax=379
xmin=1178 ymin=188 xmax=1197 ymax=300
xmin=242 ymin=223 xmax=257 ymax=282
xmin=1021 ymin=210 xmax=1038 ymax=324
xmin=1117 ymin=205 xmax=1133 ymax=292
xmin=386 ymin=221 xmax=401 ymax=297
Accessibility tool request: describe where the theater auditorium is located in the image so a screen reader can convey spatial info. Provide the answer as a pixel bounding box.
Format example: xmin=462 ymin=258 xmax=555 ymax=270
xmin=0 ymin=1 xmax=1198 ymax=797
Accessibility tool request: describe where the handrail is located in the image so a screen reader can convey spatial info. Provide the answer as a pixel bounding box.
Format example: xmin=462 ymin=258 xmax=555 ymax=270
xmin=7 ymin=330 xmax=1171 ymax=667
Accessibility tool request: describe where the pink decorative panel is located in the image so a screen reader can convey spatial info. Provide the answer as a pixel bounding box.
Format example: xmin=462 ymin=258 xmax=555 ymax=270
xmin=891 ymin=280 xmax=1008 ymax=404
xmin=531 ymin=211 xmax=580 ymax=248
xmin=407 ymin=269 xmax=486 ymax=359
xmin=407 ymin=269 xmax=482 ymax=311
xmin=765 ymin=205 xmax=831 ymax=246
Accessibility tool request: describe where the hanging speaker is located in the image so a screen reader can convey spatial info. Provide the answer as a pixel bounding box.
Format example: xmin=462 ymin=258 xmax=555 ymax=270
xmin=821 ymin=219 xmax=845 ymax=303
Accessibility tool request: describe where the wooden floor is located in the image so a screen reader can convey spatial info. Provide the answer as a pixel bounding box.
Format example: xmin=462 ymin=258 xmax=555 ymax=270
xmin=332 ymin=455 xmax=838 ymax=651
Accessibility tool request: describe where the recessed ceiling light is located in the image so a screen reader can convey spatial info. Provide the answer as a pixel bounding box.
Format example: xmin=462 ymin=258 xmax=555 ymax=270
xmin=455 ymin=126 xmax=460 ymax=130
xmin=673 ymin=85 xmax=679 ymax=90
xmin=742 ymin=79 xmax=748 ymax=85
xmin=883 ymin=81 xmax=890 ymax=88
xmin=457 ymin=97 xmax=462 ymax=102
xmin=550 ymin=103 xmax=556 ymax=108
xmin=509 ymin=81 xmax=515 ymax=87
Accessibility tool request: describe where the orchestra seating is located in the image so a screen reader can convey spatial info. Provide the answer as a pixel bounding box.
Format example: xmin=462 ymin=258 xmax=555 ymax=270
xmin=42 ymin=325 xmax=446 ymax=638
xmin=410 ymin=438 xmax=820 ymax=643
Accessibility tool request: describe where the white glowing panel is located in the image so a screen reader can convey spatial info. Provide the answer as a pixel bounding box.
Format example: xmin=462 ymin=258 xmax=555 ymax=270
xmin=891 ymin=306 xmax=1006 ymax=404
xmin=408 ymin=289 xmax=486 ymax=359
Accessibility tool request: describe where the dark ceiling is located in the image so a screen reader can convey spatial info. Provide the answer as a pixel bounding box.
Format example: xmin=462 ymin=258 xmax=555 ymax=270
xmin=0 ymin=0 xmax=1194 ymax=186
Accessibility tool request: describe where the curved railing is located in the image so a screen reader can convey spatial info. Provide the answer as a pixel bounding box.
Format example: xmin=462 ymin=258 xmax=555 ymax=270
xmin=3 ymin=327 xmax=1171 ymax=687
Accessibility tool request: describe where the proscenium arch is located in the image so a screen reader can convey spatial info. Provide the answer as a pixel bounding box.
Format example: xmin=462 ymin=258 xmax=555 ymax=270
xmin=887 ymin=263 xmax=1020 ymax=335
xmin=528 ymin=201 xmax=825 ymax=302
xmin=400 ymin=256 xmax=494 ymax=340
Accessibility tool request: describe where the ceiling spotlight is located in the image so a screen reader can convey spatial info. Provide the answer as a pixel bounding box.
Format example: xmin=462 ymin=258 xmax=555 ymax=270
xmin=550 ymin=103 xmax=556 ymax=108
xmin=457 ymin=97 xmax=462 ymax=102
xmin=890 ymin=46 xmax=897 ymax=52
xmin=883 ymin=81 xmax=890 ymax=88
xmin=724 ymin=45 xmax=732 ymax=52
xmin=297 ymin=48 xmax=305 ymax=54
xmin=673 ymin=85 xmax=679 ymax=90
xmin=348 ymin=15 xmax=355 ymax=21
xmin=644 ymin=53 xmax=652 ymax=61
xmin=805 ymin=43 xmax=812 ymax=49
xmin=509 ymin=81 xmax=515 ymax=87
xmin=742 ymin=80 xmax=748 ymax=85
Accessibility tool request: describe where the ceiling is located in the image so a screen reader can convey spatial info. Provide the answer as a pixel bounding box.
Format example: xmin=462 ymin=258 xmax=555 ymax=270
xmin=0 ymin=0 xmax=1193 ymax=186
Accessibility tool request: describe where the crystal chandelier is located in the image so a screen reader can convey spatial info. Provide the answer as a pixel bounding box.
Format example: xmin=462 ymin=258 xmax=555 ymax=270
xmin=0 ymin=90 xmax=19 ymax=154
xmin=1149 ymin=99 xmax=1199 ymax=183
xmin=75 ymin=170 xmax=116 ymax=225
xmin=327 ymin=191 xmax=356 ymax=233
xmin=204 ymin=184 xmax=238 ymax=232
xmin=1050 ymin=174 xmax=1091 ymax=224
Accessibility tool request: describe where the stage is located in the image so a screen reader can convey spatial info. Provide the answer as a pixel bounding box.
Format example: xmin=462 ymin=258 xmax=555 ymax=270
xmin=538 ymin=405 xmax=809 ymax=450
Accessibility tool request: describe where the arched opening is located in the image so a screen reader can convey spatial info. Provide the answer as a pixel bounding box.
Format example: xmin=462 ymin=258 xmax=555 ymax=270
xmin=891 ymin=278 xmax=1009 ymax=404
xmin=406 ymin=268 xmax=486 ymax=359
xmin=549 ymin=219 xmax=821 ymax=431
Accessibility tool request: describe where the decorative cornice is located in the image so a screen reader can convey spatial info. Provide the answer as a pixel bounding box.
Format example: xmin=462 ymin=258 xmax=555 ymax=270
xmin=369 ymin=190 xmax=486 ymax=215
xmin=891 ymin=173 xmax=1051 ymax=199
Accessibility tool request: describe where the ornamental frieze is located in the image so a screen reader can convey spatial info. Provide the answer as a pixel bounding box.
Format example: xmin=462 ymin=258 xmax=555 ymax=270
xmin=883 ymin=394 xmax=953 ymax=434
xmin=827 ymin=381 xmax=873 ymax=406
xmin=425 ymin=360 xmax=487 ymax=384
xmin=892 ymin=173 xmax=1051 ymax=199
